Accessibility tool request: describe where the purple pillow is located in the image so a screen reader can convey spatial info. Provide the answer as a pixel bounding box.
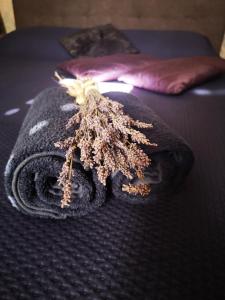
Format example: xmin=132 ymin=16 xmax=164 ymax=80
xmin=118 ymin=56 xmax=225 ymax=94
xmin=58 ymin=53 xmax=155 ymax=82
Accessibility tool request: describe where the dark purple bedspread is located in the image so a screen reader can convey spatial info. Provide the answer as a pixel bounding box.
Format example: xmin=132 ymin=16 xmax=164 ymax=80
xmin=0 ymin=27 xmax=225 ymax=300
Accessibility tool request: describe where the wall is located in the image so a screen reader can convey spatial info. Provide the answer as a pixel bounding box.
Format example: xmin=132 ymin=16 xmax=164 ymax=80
xmin=221 ymin=32 xmax=225 ymax=58
xmin=13 ymin=0 xmax=225 ymax=52
xmin=0 ymin=0 xmax=15 ymax=33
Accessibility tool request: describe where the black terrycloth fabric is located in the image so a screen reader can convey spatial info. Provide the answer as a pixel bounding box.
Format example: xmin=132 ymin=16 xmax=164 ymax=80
xmin=60 ymin=24 xmax=139 ymax=58
xmin=4 ymin=87 xmax=106 ymax=219
xmin=106 ymin=92 xmax=194 ymax=204
xmin=4 ymin=87 xmax=193 ymax=215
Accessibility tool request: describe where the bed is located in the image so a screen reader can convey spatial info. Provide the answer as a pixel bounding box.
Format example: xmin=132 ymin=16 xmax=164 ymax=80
xmin=0 ymin=27 xmax=225 ymax=299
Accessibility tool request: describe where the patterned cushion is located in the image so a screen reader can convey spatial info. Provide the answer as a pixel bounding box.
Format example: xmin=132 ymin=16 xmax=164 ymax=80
xmin=60 ymin=24 xmax=139 ymax=58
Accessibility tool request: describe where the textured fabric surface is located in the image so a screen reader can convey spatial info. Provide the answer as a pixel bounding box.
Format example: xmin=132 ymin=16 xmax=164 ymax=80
xmin=0 ymin=28 xmax=225 ymax=299
xmin=59 ymin=54 xmax=225 ymax=94
xmin=4 ymin=87 xmax=106 ymax=218
xmin=107 ymin=92 xmax=194 ymax=203
xmin=118 ymin=56 xmax=225 ymax=94
xmin=0 ymin=27 xmax=216 ymax=61
xmin=4 ymin=87 xmax=194 ymax=214
xmin=60 ymin=24 xmax=139 ymax=58
xmin=13 ymin=0 xmax=225 ymax=51
xmin=58 ymin=53 xmax=153 ymax=82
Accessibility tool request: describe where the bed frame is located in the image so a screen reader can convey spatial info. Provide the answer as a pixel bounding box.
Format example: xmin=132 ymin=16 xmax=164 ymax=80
xmin=13 ymin=0 xmax=225 ymax=52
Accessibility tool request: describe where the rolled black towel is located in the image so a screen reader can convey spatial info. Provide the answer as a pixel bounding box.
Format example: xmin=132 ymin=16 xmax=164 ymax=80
xmin=4 ymin=87 xmax=106 ymax=219
xmin=106 ymin=92 xmax=194 ymax=204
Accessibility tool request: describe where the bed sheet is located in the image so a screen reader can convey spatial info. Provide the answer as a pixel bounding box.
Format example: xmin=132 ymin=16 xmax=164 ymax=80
xmin=0 ymin=27 xmax=225 ymax=300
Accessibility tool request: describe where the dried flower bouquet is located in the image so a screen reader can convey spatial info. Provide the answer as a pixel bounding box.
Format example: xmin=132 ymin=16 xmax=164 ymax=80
xmin=54 ymin=73 xmax=157 ymax=208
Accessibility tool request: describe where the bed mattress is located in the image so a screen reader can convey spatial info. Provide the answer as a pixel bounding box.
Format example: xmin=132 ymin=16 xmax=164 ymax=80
xmin=0 ymin=27 xmax=225 ymax=300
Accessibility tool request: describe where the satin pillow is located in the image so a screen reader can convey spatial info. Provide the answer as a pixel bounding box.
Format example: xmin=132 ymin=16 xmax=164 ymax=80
xmin=58 ymin=53 xmax=155 ymax=82
xmin=118 ymin=56 xmax=225 ymax=94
